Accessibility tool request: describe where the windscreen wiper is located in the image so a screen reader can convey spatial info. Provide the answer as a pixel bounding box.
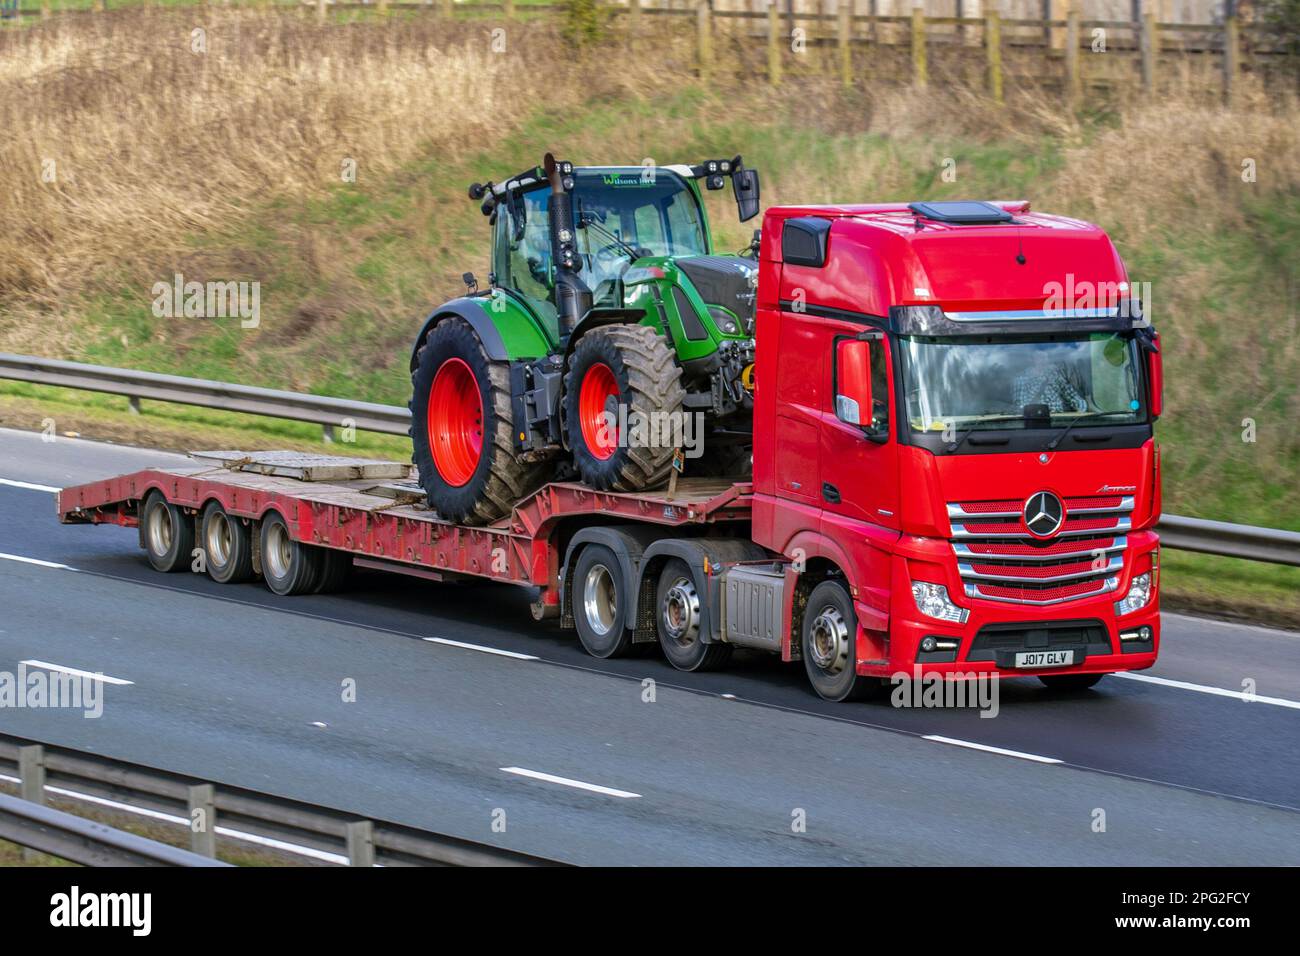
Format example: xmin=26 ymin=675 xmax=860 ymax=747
xmin=578 ymin=211 xmax=642 ymax=261
xmin=1047 ymin=410 xmax=1133 ymax=450
xmin=945 ymin=415 xmax=1029 ymax=453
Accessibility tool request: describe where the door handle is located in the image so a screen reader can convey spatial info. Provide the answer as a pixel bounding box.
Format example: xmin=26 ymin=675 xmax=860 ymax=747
xmin=822 ymin=482 xmax=841 ymax=504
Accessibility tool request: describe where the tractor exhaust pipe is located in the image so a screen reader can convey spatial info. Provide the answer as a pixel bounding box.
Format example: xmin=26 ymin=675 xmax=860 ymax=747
xmin=544 ymin=153 xmax=592 ymax=341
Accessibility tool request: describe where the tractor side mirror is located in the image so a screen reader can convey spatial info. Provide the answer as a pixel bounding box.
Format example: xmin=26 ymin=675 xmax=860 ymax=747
xmin=732 ymin=167 xmax=761 ymax=222
xmin=835 ymin=338 xmax=873 ymax=427
xmin=1147 ymin=333 xmax=1163 ymax=420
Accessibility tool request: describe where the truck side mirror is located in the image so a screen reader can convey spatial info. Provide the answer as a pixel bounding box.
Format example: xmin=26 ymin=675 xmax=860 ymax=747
xmin=835 ymin=338 xmax=873 ymax=426
xmin=732 ymin=168 xmax=761 ymax=222
xmin=1147 ymin=333 xmax=1163 ymax=420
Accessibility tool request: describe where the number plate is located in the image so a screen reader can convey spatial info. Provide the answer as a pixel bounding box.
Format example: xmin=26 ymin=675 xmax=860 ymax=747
xmin=1014 ymin=649 xmax=1075 ymax=669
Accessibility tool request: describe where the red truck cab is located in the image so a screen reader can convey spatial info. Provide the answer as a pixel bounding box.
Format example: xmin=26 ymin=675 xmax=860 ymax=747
xmin=751 ymin=200 xmax=1162 ymax=700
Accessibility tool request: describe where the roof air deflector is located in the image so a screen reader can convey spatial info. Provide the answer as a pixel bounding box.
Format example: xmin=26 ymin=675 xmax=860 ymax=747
xmin=908 ymin=201 xmax=1014 ymax=225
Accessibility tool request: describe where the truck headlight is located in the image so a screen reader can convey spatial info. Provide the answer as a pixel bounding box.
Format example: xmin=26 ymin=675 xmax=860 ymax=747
xmin=1114 ymin=572 xmax=1152 ymax=616
xmin=911 ymin=582 xmax=969 ymax=624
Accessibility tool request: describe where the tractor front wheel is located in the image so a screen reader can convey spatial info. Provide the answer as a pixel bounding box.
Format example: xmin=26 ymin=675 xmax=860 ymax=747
xmin=410 ymin=317 xmax=550 ymax=524
xmin=564 ymin=325 xmax=685 ymax=492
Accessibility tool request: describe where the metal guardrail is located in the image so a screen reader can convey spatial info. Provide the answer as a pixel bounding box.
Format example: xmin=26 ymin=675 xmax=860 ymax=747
xmin=0 ymin=352 xmax=410 ymax=439
xmin=0 ymin=352 xmax=1296 ymax=566
xmin=0 ymin=792 xmax=230 ymax=866
xmin=0 ymin=735 xmax=565 ymax=867
xmin=1155 ymin=515 xmax=1300 ymax=567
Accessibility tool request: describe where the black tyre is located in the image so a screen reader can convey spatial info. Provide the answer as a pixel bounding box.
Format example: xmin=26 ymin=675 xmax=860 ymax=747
xmin=258 ymin=511 xmax=323 ymax=597
xmin=312 ymin=550 xmax=352 ymax=594
xmin=801 ymin=579 xmax=882 ymax=702
xmin=655 ymin=558 xmax=732 ymax=672
xmin=410 ymin=317 xmax=550 ymax=524
xmin=201 ymin=501 xmax=255 ymax=584
xmin=572 ymin=544 xmax=634 ymax=659
xmin=1039 ymin=673 xmax=1106 ymax=691
xmin=564 ymin=324 xmax=685 ymax=491
xmin=141 ymin=490 xmax=194 ymax=573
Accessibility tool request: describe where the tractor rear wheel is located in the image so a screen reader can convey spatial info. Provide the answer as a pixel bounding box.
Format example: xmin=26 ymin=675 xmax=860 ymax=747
xmin=410 ymin=318 xmax=550 ymax=524
xmin=564 ymin=325 xmax=685 ymax=492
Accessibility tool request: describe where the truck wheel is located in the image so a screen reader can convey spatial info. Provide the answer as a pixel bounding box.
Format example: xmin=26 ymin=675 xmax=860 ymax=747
xmin=410 ymin=317 xmax=550 ymax=524
xmin=656 ymin=558 xmax=731 ymax=672
xmin=141 ymin=490 xmax=194 ymax=573
xmin=200 ymin=501 xmax=254 ymax=584
xmin=259 ymin=511 xmax=322 ymax=597
xmin=312 ymin=550 xmax=352 ymax=594
xmin=1039 ymin=673 xmax=1106 ymax=691
xmin=572 ymin=545 xmax=634 ymax=659
xmin=802 ymin=579 xmax=881 ymax=702
xmin=564 ymin=325 xmax=685 ymax=492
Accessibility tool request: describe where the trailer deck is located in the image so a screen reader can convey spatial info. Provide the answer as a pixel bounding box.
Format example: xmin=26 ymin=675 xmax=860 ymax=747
xmin=56 ymin=451 xmax=753 ymax=598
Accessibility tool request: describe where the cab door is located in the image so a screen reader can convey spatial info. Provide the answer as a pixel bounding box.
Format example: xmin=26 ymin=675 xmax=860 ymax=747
xmin=820 ymin=330 xmax=900 ymax=531
xmin=772 ymin=302 xmax=825 ymax=509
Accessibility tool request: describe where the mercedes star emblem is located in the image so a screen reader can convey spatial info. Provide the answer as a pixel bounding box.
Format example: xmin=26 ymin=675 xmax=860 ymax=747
xmin=1024 ymin=491 xmax=1065 ymax=537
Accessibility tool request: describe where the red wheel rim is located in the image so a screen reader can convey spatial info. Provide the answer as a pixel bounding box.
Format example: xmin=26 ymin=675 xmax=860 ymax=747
xmin=579 ymin=362 xmax=619 ymax=461
xmin=427 ymin=358 xmax=483 ymax=486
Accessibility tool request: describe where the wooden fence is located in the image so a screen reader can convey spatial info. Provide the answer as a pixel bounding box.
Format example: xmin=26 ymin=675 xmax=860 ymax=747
xmin=2 ymin=0 xmax=1286 ymax=104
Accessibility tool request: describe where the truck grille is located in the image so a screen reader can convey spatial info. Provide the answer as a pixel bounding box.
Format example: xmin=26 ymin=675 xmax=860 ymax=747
xmin=947 ymin=495 xmax=1133 ymax=606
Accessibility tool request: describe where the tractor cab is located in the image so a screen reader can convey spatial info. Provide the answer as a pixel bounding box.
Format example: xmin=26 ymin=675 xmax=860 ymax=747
xmin=490 ymin=167 xmax=714 ymax=327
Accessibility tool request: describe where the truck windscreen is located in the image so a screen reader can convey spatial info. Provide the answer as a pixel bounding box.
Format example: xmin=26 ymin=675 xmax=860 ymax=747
xmin=899 ymin=332 xmax=1144 ymax=433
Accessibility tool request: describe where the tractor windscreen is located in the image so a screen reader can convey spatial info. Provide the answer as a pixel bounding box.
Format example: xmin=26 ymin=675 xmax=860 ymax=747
xmin=504 ymin=170 xmax=707 ymax=307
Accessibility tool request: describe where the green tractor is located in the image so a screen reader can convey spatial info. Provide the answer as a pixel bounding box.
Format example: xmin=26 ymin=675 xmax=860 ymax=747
xmin=409 ymin=153 xmax=761 ymax=524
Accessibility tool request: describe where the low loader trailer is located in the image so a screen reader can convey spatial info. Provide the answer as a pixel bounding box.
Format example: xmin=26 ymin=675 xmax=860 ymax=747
xmin=57 ymin=198 xmax=1163 ymax=702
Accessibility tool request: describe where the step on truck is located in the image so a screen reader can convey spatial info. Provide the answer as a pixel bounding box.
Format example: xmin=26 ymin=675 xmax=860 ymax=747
xmin=57 ymin=197 xmax=1163 ymax=702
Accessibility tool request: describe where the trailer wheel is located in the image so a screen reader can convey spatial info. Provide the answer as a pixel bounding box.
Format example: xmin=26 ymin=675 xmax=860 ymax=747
xmin=572 ymin=544 xmax=634 ymax=659
xmin=141 ymin=490 xmax=194 ymax=574
xmin=655 ymin=559 xmax=731 ymax=672
xmin=312 ymin=550 xmax=352 ymax=595
xmin=801 ymin=580 xmax=882 ymax=702
xmin=201 ymin=501 xmax=255 ymax=584
xmin=1039 ymin=673 xmax=1106 ymax=691
xmin=258 ymin=512 xmax=322 ymax=597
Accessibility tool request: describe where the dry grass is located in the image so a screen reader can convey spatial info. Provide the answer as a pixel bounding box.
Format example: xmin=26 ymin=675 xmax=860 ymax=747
xmin=0 ymin=9 xmax=684 ymax=308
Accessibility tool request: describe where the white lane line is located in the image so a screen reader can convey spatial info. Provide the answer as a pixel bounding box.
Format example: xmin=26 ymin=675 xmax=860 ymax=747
xmin=1165 ymin=611 xmax=1299 ymax=638
xmin=20 ymin=660 xmax=133 ymax=686
xmin=0 ymin=772 xmax=348 ymax=865
xmin=923 ymin=735 xmax=1063 ymax=765
xmin=0 ymin=552 xmax=75 ymax=571
xmin=0 ymin=477 xmax=59 ymax=493
xmin=1114 ymin=672 xmax=1300 ymax=710
xmin=500 ymin=767 xmax=641 ymax=799
xmin=423 ymin=637 xmax=538 ymax=661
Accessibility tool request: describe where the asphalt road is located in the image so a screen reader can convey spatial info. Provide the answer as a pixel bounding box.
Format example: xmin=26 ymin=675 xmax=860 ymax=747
xmin=0 ymin=426 xmax=1297 ymax=865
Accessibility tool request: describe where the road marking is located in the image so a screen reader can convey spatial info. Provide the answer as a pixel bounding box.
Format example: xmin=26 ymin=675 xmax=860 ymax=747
xmin=1114 ymin=672 xmax=1300 ymax=710
xmin=0 ymin=552 xmax=75 ymax=571
xmin=0 ymin=772 xmax=347 ymax=865
xmin=0 ymin=477 xmax=59 ymax=493
xmin=424 ymin=637 xmax=538 ymax=661
xmin=20 ymin=660 xmax=133 ymax=686
xmin=500 ymin=767 xmax=641 ymax=799
xmin=1165 ymin=611 xmax=1299 ymax=637
xmin=923 ymin=735 xmax=1062 ymax=765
